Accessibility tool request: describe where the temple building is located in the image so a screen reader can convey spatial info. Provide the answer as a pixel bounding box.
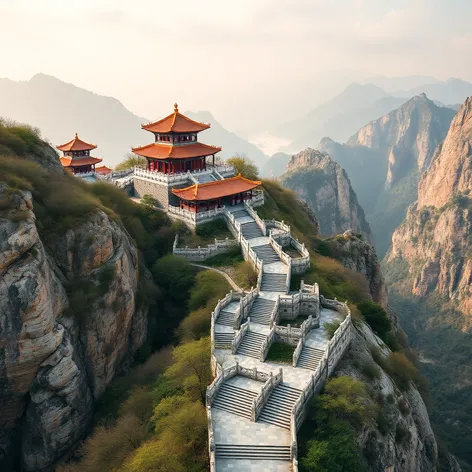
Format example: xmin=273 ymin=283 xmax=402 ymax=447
xmin=57 ymin=134 xmax=102 ymax=174
xmin=132 ymin=104 xmax=263 ymax=225
xmin=172 ymin=175 xmax=261 ymax=214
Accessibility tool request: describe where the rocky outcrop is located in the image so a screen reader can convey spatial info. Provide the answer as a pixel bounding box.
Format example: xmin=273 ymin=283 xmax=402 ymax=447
xmin=336 ymin=323 xmax=460 ymax=472
xmin=0 ymin=182 xmax=147 ymax=470
xmin=327 ymin=230 xmax=388 ymax=308
xmin=280 ymin=148 xmax=372 ymax=241
xmin=320 ymin=94 xmax=456 ymax=256
xmin=418 ymin=97 xmax=472 ymax=208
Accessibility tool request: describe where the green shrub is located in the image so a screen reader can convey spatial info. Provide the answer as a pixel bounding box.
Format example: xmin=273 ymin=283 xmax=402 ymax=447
xmin=386 ymin=352 xmax=418 ymax=391
xmin=357 ymin=301 xmax=392 ymax=342
xmin=323 ymin=320 xmax=341 ymax=339
xmin=376 ymin=411 xmax=393 ymax=435
xmin=395 ymin=424 xmax=412 ymax=443
xmin=266 ymin=342 xmax=295 ymax=363
xmin=360 ymin=361 xmax=381 ymax=380
xmin=188 ymin=271 xmax=231 ymax=311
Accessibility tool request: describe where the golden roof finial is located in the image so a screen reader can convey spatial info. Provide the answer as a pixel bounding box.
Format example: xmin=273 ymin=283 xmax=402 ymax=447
xmin=75 ymin=132 xmax=78 ymax=138
xmin=174 ymin=102 xmax=179 ymax=113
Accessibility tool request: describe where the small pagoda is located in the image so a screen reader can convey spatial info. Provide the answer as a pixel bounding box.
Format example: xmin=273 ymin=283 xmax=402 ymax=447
xmin=132 ymin=103 xmax=221 ymax=173
xmin=57 ymin=133 xmax=102 ymax=174
xmin=172 ymin=174 xmax=261 ymax=213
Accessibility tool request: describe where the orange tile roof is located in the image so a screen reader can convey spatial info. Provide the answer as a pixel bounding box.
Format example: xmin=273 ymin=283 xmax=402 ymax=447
xmin=60 ymin=156 xmax=103 ymax=167
xmin=142 ymin=103 xmax=210 ymax=134
xmin=95 ymin=165 xmax=112 ymax=175
xmin=132 ymin=142 xmax=221 ymax=160
xmin=57 ymin=133 xmax=97 ymax=152
xmin=172 ymin=175 xmax=261 ymax=201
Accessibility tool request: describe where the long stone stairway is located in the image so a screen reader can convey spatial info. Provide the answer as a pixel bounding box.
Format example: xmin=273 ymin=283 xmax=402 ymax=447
xmin=252 ymin=244 xmax=280 ymax=264
xmin=247 ymin=296 xmax=276 ymax=325
xmin=209 ymin=203 xmax=350 ymax=471
xmin=212 ymin=383 xmax=258 ymax=419
xmin=258 ymin=384 xmax=302 ymax=429
xmin=236 ymin=330 xmax=267 ymax=358
xmin=260 ymin=272 xmax=287 ymax=292
xmin=215 ymin=444 xmax=291 ymax=461
xmin=297 ymin=346 xmax=325 ymax=371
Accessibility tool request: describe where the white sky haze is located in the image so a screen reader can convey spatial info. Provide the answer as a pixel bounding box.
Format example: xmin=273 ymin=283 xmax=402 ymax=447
xmin=1 ymin=0 xmax=471 ymax=130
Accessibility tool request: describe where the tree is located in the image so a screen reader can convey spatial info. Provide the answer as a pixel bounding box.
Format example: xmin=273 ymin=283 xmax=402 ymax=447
xmin=166 ymin=337 xmax=211 ymax=404
xmin=116 ymin=153 xmax=147 ymax=171
xmin=226 ymin=154 xmax=259 ymax=180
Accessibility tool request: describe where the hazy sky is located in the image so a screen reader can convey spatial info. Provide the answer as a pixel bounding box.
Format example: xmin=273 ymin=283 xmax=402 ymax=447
xmin=1 ymin=0 xmax=471 ymax=131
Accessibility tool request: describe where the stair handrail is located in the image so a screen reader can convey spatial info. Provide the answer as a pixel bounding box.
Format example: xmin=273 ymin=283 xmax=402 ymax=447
xmin=235 ymin=287 xmax=257 ymax=328
xmin=300 ymin=315 xmax=314 ymax=337
xmin=268 ymin=232 xmax=291 ymax=266
xmin=269 ymin=294 xmax=280 ymax=328
xmin=286 ymin=263 xmax=292 ymax=294
xmin=259 ymin=324 xmax=276 ymax=362
xmin=207 ymin=406 xmax=216 ymax=471
xmin=244 ymin=201 xmax=267 ymax=235
xmin=231 ymin=318 xmax=250 ymax=354
xmin=251 ymin=367 xmax=284 ymax=421
xmin=292 ymin=336 xmax=304 ymax=367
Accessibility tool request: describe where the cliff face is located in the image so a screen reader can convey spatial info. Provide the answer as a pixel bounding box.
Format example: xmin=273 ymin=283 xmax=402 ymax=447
xmin=320 ymin=94 xmax=456 ymax=256
xmin=418 ymin=97 xmax=472 ymax=208
xmin=387 ymin=97 xmax=472 ymax=322
xmin=384 ymin=97 xmax=472 ymax=469
xmin=336 ymin=323 xmax=461 ymax=472
xmin=280 ymin=148 xmax=372 ymax=241
xmin=0 ymin=184 xmax=146 ymax=470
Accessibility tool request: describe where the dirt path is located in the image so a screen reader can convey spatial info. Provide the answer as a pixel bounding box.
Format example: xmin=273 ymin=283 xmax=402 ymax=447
xmin=190 ymin=263 xmax=243 ymax=292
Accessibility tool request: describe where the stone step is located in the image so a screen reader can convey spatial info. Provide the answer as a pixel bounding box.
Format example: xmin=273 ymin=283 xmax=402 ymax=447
xmin=232 ymin=210 xmax=249 ymax=219
xmin=216 ymin=310 xmax=235 ymax=326
xmin=215 ymin=444 xmax=291 ymax=461
xmin=212 ymin=384 xmax=257 ymax=419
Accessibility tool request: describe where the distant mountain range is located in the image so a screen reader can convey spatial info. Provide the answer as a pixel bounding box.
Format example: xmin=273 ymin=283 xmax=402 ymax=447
xmin=0 ymin=74 xmax=267 ymax=167
xmin=319 ymin=94 xmax=456 ymax=256
xmin=275 ymin=78 xmax=472 ymax=153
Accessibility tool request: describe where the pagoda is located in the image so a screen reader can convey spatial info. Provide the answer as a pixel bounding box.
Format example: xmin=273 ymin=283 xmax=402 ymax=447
xmin=132 ymin=103 xmax=221 ymax=173
xmin=57 ymin=133 xmax=102 ymax=174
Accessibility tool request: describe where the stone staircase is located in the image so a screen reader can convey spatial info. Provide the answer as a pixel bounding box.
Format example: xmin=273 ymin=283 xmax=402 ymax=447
xmin=297 ymin=346 xmax=325 ymax=371
xmin=236 ymin=330 xmax=267 ymax=358
xmin=247 ymin=297 xmax=276 ymax=326
xmin=215 ymin=444 xmax=291 ymax=461
xmin=252 ymin=244 xmax=280 ymax=264
xmin=214 ymin=332 xmax=234 ymax=349
xmin=260 ymin=272 xmax=287 ymax=293
xmin=241 ymin=221 xmax=264 ymax=239
xmin=232 ymin=209 xmax=249 ymax=219
xmin=216 ymin=309 xmax=235 ymax=327
xmin=212 ymin=383 xmax=258 ymax=419
xmin=258 ymin=384 xmax=302 ymax=429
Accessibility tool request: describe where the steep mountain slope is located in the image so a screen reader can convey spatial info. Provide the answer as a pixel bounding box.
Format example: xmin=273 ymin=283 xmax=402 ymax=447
xmin=0 ymin=74 xmax=266 ymax=168
xmin=384 ymin=97 xmax=472 ymax=471
xmin=279 ymin=148 xmax=372 ymax=241
xmin=0 ymin=124 xmax=164 ymax=470
xmin=319 ymin=94 xmax=456 ymax=256
xmin=276 ymin=83 xmax=406 ymax=151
